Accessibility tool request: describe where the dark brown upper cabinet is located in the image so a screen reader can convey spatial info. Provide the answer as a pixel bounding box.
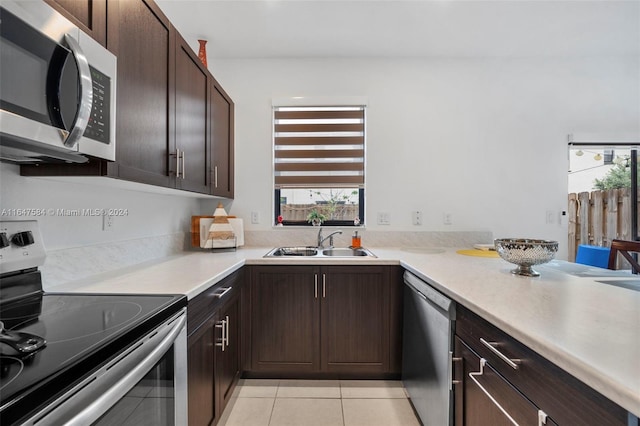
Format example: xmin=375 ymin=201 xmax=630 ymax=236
xmin=175 ymin=33 xmax=210 ymax=193
xmin=106 ymin=0 xmax=176 ymax=187
xmin=210 ymin=79 xmax=234 ymax=198
xmin=22 ymin=0 xmax=234 ymax=198
xmin=44 ymin=0 xmax=107 ymax=46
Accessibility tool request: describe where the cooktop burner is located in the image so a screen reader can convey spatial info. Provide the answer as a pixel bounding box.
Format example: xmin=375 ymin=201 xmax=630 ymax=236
xmin=3 ymin=300 xmax=144 ymax=347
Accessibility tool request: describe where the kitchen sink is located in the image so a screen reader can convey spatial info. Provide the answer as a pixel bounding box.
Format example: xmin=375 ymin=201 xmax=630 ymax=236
xmin=264 ymin=246 xmax=376 ymax=258
xmin=266 ymin=247 xmax=319 ymax=257
xmin=322 ymin=248 xmax=375 ymax=257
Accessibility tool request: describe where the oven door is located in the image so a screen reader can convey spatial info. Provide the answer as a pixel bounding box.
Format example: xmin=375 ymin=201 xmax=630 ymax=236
xmin=24 ymin=309 xmax=188 ymax=426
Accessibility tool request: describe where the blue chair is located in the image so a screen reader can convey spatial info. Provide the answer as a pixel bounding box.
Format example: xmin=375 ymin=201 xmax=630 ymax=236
xmin=575 ymin=244 xmax=611 ymax=268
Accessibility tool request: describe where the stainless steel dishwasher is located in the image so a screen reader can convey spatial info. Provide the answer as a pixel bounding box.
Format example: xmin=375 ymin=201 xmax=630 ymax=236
xmin=402 ymin=271 xmax=456 ymax=426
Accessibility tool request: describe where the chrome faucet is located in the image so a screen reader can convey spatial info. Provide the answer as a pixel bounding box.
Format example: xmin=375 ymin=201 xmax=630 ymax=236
xmin=317 ymin=227 xmax=342 ymax=248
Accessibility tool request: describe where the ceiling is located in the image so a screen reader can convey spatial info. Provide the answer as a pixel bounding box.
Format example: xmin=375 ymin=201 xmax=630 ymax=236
xmin=155 ymin=0 xmax=640 ymax=59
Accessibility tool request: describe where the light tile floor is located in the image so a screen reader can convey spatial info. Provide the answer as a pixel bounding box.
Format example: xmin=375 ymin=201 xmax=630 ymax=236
xmin=218 ymin=379 xmax=421 ymax=426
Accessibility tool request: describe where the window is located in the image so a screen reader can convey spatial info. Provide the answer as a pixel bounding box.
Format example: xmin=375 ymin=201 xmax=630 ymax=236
xmin=273 ymin=106 xmax=365 ymax=226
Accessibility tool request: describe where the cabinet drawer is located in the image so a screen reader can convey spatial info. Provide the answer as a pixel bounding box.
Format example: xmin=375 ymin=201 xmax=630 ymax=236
xmin=456 ymin=306 xmax=627 ymax=425
xmin=457 ymin=337 xmax=559 ymax=426
xmin=188 ymin=269 xmax=243 ymax=335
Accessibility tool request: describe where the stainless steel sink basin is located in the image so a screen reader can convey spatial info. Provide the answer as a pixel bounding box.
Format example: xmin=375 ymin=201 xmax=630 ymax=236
xmin=264 ymin=246 xmax=376 ymax=258
xmin=265 ymin=247 xmax=319 ymax=257
xmin=322 ymin=248 xmax=375 ymax=257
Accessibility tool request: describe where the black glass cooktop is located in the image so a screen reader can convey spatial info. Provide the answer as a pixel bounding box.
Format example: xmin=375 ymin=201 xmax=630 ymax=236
xmin=0 ymin=291 xmax=186 ymax=424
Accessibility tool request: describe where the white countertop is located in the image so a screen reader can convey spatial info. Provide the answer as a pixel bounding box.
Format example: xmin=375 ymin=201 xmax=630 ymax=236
xmin=50 ymin=246 xmax=640 ymax=416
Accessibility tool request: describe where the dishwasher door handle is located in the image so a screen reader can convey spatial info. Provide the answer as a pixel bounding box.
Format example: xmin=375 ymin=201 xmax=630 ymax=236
xmin=404 ymin=272 xmax=454 ymax=317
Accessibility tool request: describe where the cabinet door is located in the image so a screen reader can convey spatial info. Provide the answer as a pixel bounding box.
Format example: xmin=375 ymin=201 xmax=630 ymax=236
xmin=321 ymin=265 xmax=389 ymax=374
xmin=210 ymin=81 xmax=234 ymax=198
xmin=45 ymin=0 xmax=107 ymax=46
xmin=250 ymin=266 xmax=320 ymax=373
xmin=175 ymin=33 xmax=209 ymax=193
xmin=216 ymin=292 xmax=240 ymax=415
xmin=106 ymin=0 xmax=175 ymax=187
xmin=188 ymin=315 xmax=219 ymax=426
xmin=455 ymin=337 xmax=559 ymax=426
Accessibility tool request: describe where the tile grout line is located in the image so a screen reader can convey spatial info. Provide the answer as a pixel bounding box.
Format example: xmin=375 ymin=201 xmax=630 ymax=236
xmin=266 ymin=380 xmax=280 ymax=426
xmin=339 ymin=380 xmax=345 ymax=426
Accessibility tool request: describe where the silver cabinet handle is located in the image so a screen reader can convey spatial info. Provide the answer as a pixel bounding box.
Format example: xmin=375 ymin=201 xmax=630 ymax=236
xmin=480 ymin=338 xmax=520 ymax=369
xmin=216 ymin=319 xmax=226 ymax=351
xmin=173 ymin=149 xmax=181 ymax=178
xmin=214 ymin=286 xmax=232 ymax=299
xmin=322 ymin=274 xmax=326 ymax=298
xmin=214 ymin=166 xmax=218 ymax=188
xmin=63 ymin=34 xmax=93 ymax=148
xmin=449 ymin=352 xmax=463 ymax=389
xmin=225 ymin=315 xmax=230 ymax=348
xmin=181 ymin=150 xmax=186 ymax=179
xmin=469 ymin=358 xmax=519 ymax=426
xmin=314 ymin=274 xmax=318 ymax=299
xmin=538 ymin=410 xmax=548 ymax=426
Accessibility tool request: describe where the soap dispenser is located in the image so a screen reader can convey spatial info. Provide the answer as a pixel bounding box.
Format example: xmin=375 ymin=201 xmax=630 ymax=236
xmin=351 ymin=230 xmax=361 ymax=248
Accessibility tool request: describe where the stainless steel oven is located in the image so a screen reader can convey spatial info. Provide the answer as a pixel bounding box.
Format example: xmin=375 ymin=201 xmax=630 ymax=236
xmin=25 ymin=309 xmax=188 ymax=426
xmin=0 ymin=221 xmax=187 ymax=426
xmin=0 ymin=0 xmax=116 ymax=164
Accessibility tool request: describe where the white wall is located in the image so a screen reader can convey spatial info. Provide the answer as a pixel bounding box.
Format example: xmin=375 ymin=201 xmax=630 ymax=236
xmin=0 ymin=163 xmax=220 ymax=250
xmin=210 ymin=56 xmax=640 ymax=260
xmin=2 ymin=56 xmax=637 ymax=260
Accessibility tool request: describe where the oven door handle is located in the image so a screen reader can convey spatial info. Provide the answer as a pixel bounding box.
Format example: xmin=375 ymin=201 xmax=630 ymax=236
xmin=28 ymin=310 xmax=187 ymax=426
xmin=70 ymin=313 xmax=186 ymax=425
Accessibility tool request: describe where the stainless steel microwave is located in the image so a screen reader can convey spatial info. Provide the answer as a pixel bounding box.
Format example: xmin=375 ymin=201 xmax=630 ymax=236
xmin=0 ymin=0 xmax=116 ymax=164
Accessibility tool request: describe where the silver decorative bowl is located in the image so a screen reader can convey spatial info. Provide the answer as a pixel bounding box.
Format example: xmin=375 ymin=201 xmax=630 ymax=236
xmin=494 ymin=238 xmax=559 ymax=277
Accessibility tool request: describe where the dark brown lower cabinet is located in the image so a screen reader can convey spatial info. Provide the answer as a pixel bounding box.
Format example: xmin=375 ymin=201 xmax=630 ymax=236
xmin=187 ymin=270 xmax=243 ymax=426
xmin=454 ymin=305 xmax=628 ymax=426
xmin=250 ymin=265 xmax=321 ymax=373
xmin=248 ymin=265 xmax=402 ymax=378
xmin=188 ymin=314 xmax=218 ymax=426
xmin=216 ymin=292 xmax=240 ymax=412
xmin=455 ymin=337 xmax=559 ymax=426
xmin=321 ymin=265 xmax=390 ymax=374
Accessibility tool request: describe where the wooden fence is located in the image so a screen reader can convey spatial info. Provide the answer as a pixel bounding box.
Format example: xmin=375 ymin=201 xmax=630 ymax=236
xmin=281 ymin=204 xmax=359 ymax=222
xmin=567 ymin=188 xmax=637 ymax=261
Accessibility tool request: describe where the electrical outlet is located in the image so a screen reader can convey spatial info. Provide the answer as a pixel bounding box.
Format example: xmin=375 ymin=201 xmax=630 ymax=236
xmin=377 ymin=212 xmax=390 ymax=225
xmin=102 ymin=213 xmax=114 ymax=231
xmin=546 ymin=210 xmax=555 ymax=224
xmin=443 ymin=213 xmax=453 ymax=225
xmin=412 ymin=211 xmax=422 ymax=226
xmin=251 ymin=211 xmax=260 ymax=224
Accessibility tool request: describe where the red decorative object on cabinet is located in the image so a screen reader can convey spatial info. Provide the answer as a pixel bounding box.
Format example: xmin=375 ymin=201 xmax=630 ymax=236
xmin=197 ymin=39 xmax=208 ymax=67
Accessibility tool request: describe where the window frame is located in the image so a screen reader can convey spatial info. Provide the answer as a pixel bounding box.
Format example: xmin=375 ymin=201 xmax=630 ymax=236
xmin=274 ymin=188 xmax=365 ymax=227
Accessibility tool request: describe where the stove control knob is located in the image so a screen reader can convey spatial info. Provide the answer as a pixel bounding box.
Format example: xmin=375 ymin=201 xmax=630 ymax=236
xmin=0 ymin=232 xmax=9 ymax=248
xmin=11 ymin=231 xmax=35 ymax=247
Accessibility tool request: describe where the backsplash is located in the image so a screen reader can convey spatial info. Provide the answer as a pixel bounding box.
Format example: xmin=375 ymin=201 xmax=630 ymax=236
xmin=244 ymin=229 xmax=493 ymax=249
xmin=42 ymin=233 xmax=187 ymax=290
xmin=42 ymin=229 xmax=491 ymax=290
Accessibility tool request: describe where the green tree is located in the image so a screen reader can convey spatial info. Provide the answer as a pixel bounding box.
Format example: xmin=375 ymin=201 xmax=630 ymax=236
xmin=593 ymin=162 xmax=640 ymax=190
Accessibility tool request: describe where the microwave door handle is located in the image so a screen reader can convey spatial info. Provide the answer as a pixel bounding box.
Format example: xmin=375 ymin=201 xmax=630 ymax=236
xmin=63 ymin=34 xmax=93 ymax=148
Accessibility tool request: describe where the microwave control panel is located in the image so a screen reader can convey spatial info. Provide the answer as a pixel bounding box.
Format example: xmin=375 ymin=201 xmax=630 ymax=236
xmin=83 ymin=65 xmax=111 ymax=145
